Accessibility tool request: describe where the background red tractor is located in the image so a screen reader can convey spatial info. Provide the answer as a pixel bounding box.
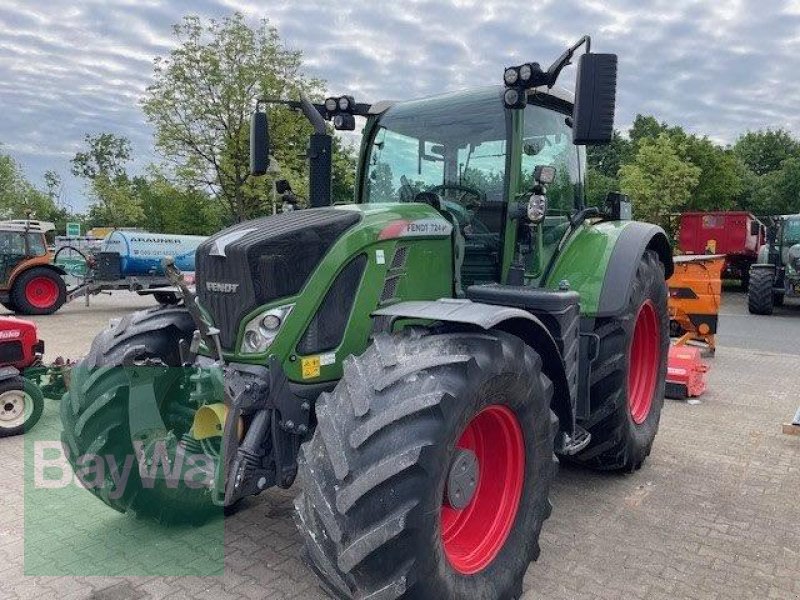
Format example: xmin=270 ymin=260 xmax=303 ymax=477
xmin=0 ymin=316 xmax=59 ymax=436
xmin=0 ymin=220 xmax=67 ymax=315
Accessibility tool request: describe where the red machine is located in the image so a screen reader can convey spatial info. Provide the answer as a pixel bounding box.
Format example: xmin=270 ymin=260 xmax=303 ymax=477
xmin=678 ymin=211 xmax=765 ymax=285
xmin=0 ymin=316 xmax=46 ymax=436
xmin=665 ymin=345 xmax=709 ymax=400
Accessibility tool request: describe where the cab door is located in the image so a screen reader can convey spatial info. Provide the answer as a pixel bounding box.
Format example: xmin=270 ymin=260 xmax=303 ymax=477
xmin=518 ymin=101 xmax=584 ymax=286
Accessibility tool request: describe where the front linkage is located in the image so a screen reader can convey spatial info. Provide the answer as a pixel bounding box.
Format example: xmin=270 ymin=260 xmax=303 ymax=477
xmin=160 ymin=258 xmax=312 ymax=506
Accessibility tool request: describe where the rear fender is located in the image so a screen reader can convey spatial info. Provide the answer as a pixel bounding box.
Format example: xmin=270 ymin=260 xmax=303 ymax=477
xmin=8 ymin=260 xmax=66 ymax=288
xmin=546 ymin=221 xmax=673 ymax=318
xmin=372 ymin=299 xmax=575 ymax=435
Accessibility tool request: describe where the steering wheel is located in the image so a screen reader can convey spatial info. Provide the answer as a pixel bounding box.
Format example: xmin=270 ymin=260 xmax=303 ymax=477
xmin=428 ymin=184 xmax=486 ymax=211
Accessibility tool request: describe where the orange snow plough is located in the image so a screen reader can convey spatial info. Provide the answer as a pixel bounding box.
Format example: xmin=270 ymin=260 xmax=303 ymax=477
xmin=667 ymin=255 xmax=725 ymax=352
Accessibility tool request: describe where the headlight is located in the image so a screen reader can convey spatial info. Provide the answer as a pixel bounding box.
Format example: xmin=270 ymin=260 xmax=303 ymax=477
xmin=519 ymin=63 xmax=532 ymax=82
xmin=338 ymin=96 xmax=351 ymax=111
xmin=240 ymin=304 xmax=294 ymax=354
xmin=527 ymin=193 xmax=547 ymax=223
xmin=325 ymin=97 xmax=337 ymax=112
xmin=503 ymin=67 xmax=518 ymax=85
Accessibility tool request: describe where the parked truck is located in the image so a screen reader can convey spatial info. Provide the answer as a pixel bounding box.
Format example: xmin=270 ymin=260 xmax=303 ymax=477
xmin=677 ymin=211 xmax=765 ymax=288
xmin=61 ymin=38 xmax=673 ymax=599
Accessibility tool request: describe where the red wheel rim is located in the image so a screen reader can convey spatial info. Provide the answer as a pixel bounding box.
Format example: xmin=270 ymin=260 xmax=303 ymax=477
xmin=628 ymin=300 xmax=660 ymax=424
xmin=440 ymin=405 xmax=525 ymax=575
xmin=25 ymin=276 xmax=59 ymax=309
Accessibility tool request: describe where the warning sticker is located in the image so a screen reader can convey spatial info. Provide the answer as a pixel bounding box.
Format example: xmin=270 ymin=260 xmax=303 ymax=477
xmin=320 ymin=352 xmax=336 ymax=366
xmin=301 ymin=356 xmax=321 ymax=379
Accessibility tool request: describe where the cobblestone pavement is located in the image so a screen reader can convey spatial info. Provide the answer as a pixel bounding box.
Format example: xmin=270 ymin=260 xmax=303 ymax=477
xmin=1 ymin=292 xmax=798 ymax=599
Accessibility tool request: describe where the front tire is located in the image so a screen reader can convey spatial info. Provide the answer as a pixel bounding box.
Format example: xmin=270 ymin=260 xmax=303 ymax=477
xmin=0 ymin=376 xmax=44 ymax=437
xmin=295 ymin=330 xmax=557 ymax=600
xmin=60 ymin=306 xmax=218 ymax=522
xmin=748 ymin=269 xmax=775 ymax=315
xmin=570 ymin=250 xmax=669 ymax=472
xmin=11 ymin=268 xmax=67 ymax=315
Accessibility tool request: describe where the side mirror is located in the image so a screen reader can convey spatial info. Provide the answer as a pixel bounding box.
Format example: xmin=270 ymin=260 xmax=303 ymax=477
xmin=572 ymin=53 xmax=617 ymax=145
xmin=250 ymin=110 xmax=270 ymax=176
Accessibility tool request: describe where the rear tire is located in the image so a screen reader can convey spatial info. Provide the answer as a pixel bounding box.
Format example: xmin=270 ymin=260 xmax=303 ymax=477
xmin=0 ymin=376 xmax=44 ymax=437
xmin=11 ymin=268 xmax=67 ymax=315
xmin=570 ymin=250 xmax=669 ymax=472
xmin=295 ymin=330 xmax=557 ymax=600
xmin=60 ymin=306 xmax=218 ymax=523
xmin=748 ymin=269 xmax=774 ymax=315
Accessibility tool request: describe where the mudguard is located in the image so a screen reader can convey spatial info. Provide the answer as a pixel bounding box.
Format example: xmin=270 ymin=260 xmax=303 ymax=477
xmin=372 ymin=299 xmax=576 ymax=435
xmin=546 ymin=221 xmax=673 ymax=318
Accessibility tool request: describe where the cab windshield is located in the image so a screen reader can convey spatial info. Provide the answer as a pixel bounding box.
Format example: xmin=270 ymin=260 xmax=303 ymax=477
xmin=364 ymin=88 xmax=509 ymax=231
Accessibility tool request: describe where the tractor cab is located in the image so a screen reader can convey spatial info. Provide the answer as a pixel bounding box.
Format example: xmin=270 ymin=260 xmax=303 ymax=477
xmin=358 ymin=85 xmax=582 ymax=289
xmin=0 ymin=222 xmax=49 ymax=285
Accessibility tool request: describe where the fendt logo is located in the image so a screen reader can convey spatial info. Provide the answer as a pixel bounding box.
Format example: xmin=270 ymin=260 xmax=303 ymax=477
xmin=205 ymin=281 xmax=240 ymax=293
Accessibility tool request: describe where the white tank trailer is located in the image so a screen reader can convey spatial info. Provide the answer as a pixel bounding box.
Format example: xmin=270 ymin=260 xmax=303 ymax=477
xmin=100 ymin=231 xmax=205 ymax=277
xmin=62 ymin=231 xmax=207 ymax=307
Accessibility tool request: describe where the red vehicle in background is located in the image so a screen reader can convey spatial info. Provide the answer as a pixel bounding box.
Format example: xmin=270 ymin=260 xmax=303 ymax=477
xmin=0 ymin=316 xmax=45 ymax=436
xmin=677 ymin=211 xmax=765 ymax=287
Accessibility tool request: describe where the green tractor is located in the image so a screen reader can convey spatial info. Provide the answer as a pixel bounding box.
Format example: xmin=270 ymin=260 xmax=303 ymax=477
xmin=748 ymin=214 xmax=800 ymax=315
xmin=62 ymin=37 xmax=673 ymax=599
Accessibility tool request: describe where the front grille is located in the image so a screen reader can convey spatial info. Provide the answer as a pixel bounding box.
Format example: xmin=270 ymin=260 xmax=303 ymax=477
xmin=0 ymin=341 xmax=23 ymax=364
xmin=195 ymin=209 xmax=362 ymax=349
xmin=297 ymin=254 xmax=367 ymax=355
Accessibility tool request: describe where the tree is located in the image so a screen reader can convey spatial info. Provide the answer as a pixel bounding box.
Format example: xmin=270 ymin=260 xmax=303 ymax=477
xmin=71 ymin=133 xmax=143 ymax=227
xmin=143 ymin=13 xmax=348 ymax=222
xmin=0 ymin=149 xmax=69 ymax=226
xmin=734 ymin=129 xmax=800 ymax=177
xmin=331 ymin=137 xmax=357 ymax=204
xmin=586 ymin=131 xmax=632 ymax=179
xmin=71 ymin=133 xmax=132 ymax=181
xmin=750 ymin=157 xmax=800 ymax=216
xmin=585 ymin=169 xmax=618 ymax=208
xmin=680 ymin=136 xmax=744 ymax=212
xmin=619 ymin=134 xmax=701 ymax=227
xmin=133 ymin=171 xmax=223 ymax=235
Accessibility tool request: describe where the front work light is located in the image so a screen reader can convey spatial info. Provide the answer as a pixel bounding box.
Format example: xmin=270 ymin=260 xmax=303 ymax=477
xmin=503 ymin=67 xmax=519 ymax=85
xmin=240 ymin=304 xmax=294 ymax=354
xmin=503 ymin=88 xmax=526 ymax=109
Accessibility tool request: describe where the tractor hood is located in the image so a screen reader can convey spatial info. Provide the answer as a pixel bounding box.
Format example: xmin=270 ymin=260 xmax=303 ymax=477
xmin=195 ymin=203 xmax=453 ymax=351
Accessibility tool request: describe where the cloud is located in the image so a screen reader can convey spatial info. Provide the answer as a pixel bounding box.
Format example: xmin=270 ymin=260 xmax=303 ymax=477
xmin=1 ymin=0 xmax=800 ymax=212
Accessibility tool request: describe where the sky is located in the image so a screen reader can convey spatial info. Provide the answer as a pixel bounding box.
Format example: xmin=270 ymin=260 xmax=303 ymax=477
xmin=2 ymin=0 xmax=800 ymax=212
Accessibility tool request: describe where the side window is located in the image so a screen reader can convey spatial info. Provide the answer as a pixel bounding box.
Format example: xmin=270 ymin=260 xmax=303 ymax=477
xmin=27 ymin=234 xmax=47 ymax=256
xmin=521 ymin=104 xmax=581 ymax=216
xmin=0 ymin=232 xmax=26 ymax=255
